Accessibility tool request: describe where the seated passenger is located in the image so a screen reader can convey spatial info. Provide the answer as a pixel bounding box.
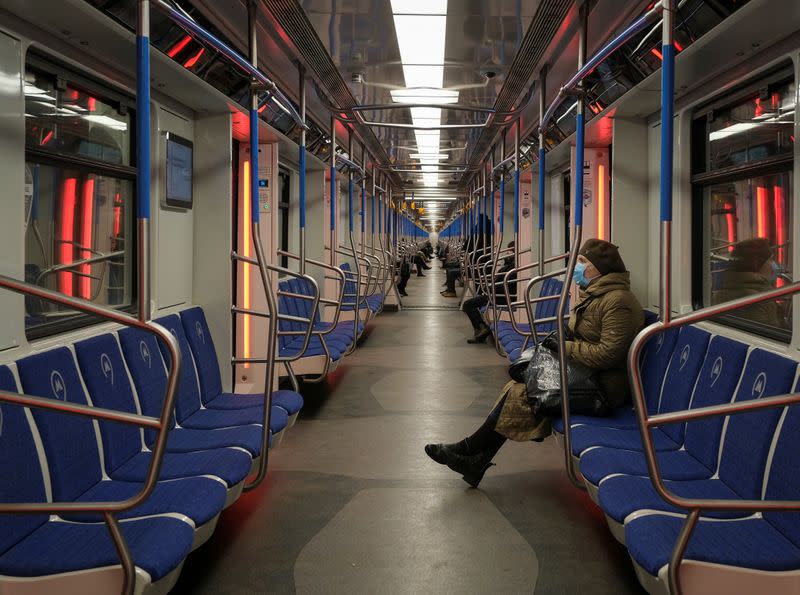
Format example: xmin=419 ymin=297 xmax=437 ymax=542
xmin=425 ymin=239 xmax=644 ymax=487
xmin=413 ymin=253 xmax=431 ymax=276
xmin=713 ymin=238 xmax=785 ymax=328
xmin=464 ymin=241 xmax=517 ymax=344
xmin=396 ymin=256 xmax=411 ymax=297
xmin=442 ymin=216 xmax=491 ymax=298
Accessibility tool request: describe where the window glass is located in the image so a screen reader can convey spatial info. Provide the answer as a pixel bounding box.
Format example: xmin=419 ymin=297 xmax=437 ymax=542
xmin=24 ymin=164 xmax=133 ymax=332
xmin=23 ymin=62 xmax=135 ymax=338
xmin=708 ymin=80 xmax=795 ymax=171
xmin=705 ymin=172 xmax=793 ymax=336
xmin=25 ymin=68 xmax=131 ymax=166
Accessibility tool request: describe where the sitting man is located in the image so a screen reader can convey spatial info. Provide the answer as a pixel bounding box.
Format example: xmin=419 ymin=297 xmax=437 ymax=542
xmin=463 ymin=241 xmax=517 ymax=344
xmin=425 ymin=239 xmax=644 ymax=487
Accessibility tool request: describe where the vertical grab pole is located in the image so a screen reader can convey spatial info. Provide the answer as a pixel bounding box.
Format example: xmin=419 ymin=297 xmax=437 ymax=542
xmin=330 ymin=115 xmax=337 ymax=266
xmin=513 ymin=120 xmax=520 ymax=266
xmin=538 ymin=65 xmax=548 ymax=279
xmin=298 ymin=63 xmax=307 ymax=275
xmin=659 ymin=1 xmax=685 ymax=591
xmin=557 ymin=0 xmax=588 ymax=491
xmin=245 ymin=0 xmax=275 ymax=491
xmin=360 ymin=143 xmax=366 ymax=258
xmin=660 ymin=0 xmax=675 ymax=327
xmin=348 ymin=131 xmax=361 ymax=343
xmin=137 ymin=0 xmax=151 ymax=324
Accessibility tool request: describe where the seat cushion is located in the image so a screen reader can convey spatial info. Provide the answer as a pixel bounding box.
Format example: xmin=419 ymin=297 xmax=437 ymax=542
xmin=269 ymin=390 xmax=304 ymax=415
xmin=626 ymin=514 xmax=800 ymax=576
xmin=598 ymin=475 xmax=746 ymax=523
xmin=570 ymin=425 xmax=680 ymax=456
xmin=110 ymin=449 xmax=252 ymax=488
xmin=552 ymin=407 xmax=638 ymax=434
xmin=579 ymin=447 xmax=713 ymax=487
xmin=164 ymin=425 xmax=267 ymax=457
xmin=180 ymin=406 xmax=277 ymax=430
xmin=0 ymin=516 xmax=193 ymax=580
xmin=71 ymin=476 xmax=226 ymax=526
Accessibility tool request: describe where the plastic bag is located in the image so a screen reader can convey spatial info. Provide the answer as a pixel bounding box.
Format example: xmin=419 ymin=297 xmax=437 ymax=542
xmin=523 ymin=346 xmax=608 ymax=417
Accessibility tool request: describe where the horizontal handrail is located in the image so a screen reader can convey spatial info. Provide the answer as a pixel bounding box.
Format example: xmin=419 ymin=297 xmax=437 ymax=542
xmin=0 ymin=274 xmax=180 ymax=516
xmin=150 ymin=0 xmax=307 ymax=130
xmin=628 ymin=281 xmax=800 ymax=514
xmin=539 ymin=4 xmax=663 ymax=133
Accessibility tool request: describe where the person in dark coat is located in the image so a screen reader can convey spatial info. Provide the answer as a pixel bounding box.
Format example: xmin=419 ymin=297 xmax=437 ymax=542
xmin=464 ymin=241 xmax=517 ymax=343
xmin=425 ymin=239 xmax=644 ymax=487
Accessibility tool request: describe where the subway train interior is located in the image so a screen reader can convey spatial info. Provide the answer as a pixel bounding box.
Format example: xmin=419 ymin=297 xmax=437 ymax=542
xmin=0 ymin=0 xmax=798 ymax=593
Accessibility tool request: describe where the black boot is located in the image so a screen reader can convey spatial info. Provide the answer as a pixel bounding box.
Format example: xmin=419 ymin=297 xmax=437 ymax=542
xmin=425 ymin=444 xmax=494 ymax=488
xmin=467 ymin=324 xmax=491 ymax=344
xmin=424 ymin=440 xmax=469 ymax=464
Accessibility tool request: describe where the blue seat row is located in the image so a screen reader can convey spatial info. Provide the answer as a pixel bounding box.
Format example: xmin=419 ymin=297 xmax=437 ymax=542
xmin=556 ymin=323 xmax=800 ymax=592
xmin=491 ymin=278 xmax=565 ymax=361
xmin=340 ymin=262 xmax=383 ymax=314
xmin=0 ymin=306 xmax=304 ymax=592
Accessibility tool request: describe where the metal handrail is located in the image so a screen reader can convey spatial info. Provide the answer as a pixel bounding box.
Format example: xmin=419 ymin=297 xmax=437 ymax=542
xmin=0 ymin=273 xmax=181 ymax=593
xmin=628 ymin=281 xmax=800 ymax=594
xmin=232 ymin=252 xmax=321 ymax=363
xmin=524 ymin=268 xmax=568 ymax=346
xmin=538 ymin=3 xmax=664 ymax=134
xmin=149 ymin=0 xmax=307 ymax=130
xmin=504 ymin=253 xmax=570 ymax=336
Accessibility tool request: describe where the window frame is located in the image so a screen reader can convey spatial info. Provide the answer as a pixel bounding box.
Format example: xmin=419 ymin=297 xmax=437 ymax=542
xmin=23 ymin=52 xmax=139 ymax=341
xmin=690 ymin=64 xmax=795 ymax=343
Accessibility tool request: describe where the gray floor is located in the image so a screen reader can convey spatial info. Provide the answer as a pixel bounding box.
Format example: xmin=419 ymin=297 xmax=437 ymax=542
xmin=173 ymin=265 xmax=644 ymax=594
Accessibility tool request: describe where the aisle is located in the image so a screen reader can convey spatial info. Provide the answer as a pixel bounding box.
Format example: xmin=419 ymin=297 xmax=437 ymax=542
xmin=173 ymin=266 xmax=643 ymax=594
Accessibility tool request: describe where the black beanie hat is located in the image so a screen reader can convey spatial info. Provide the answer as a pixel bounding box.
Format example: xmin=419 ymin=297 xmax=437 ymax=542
xmin=731 ymin=238 xmax=772 ymax=272
xmin=579 ymin=239 xmax=626 ymax=275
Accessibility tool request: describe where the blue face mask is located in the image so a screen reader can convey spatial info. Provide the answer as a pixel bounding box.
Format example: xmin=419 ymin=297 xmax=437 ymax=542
xmin=770 ymin=260 xmax=781 ymax=282
xmin=573 ymin=262 xmax=591 ymax=288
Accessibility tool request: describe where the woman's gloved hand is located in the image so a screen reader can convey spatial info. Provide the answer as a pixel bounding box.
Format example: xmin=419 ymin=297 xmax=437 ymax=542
xmin=541 ymin=334 xmax=559 ymax=353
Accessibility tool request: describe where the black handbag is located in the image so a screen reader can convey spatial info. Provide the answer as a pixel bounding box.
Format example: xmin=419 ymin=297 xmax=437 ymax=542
xmin=523 ymin=342 xmax=608 ymax=417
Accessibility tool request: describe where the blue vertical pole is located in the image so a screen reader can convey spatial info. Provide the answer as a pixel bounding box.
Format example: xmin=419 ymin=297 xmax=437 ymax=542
xmin=137 ymin=0 xmax=151 ymax=322
xmin=660 ymin=0 xmax=675 ymax=324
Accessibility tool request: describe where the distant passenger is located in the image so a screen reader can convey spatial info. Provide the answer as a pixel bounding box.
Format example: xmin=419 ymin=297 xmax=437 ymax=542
xmin=396 ymin=255 xmax=411 ymax=297
xmin=464 ymin=241 xmax=517 ymax=344
xmin=713 ymin=238 xmax=785 ymax=328
xmin=442 ymin=215 xmax=491 ymax=298
xmin=425 ymin=239 xmax=644 ymax=487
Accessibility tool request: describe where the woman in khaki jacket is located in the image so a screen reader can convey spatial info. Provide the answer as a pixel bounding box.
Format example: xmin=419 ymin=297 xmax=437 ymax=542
xmin=425 ymin=239 xmax=644 ymax=488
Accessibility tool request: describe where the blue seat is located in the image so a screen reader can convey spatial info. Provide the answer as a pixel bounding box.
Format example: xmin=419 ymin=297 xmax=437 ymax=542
xmin=551 ymin=326 xmax=680 ymax=434
xmin=180 ymin=307 xmax=304 ymax=416
xmin=580 ymin=335 xmax=748 ymax=487
xmin=278 ymin=279 xmax=350 ymax=362
xmin=597 ymin=348 xmax=798 ymax=525
xmin=17 ymin=347 xmax=234 ymax=517
xmin=118 ymin=326 xmax=275 ymax=457
xmin=154 ymin=314 xmax=289 ymax=433
xmin=0 ymin=364 xmax=195 ymax=586
xmin=568 ymin=326 xmax=711 ymax=456
xmin=625 ymin=378 xmax=800 ymax=580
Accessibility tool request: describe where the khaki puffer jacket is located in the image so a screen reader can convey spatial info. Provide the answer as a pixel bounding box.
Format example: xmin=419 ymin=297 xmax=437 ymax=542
xmin=565 ymin=272 xmax=645 ymax=408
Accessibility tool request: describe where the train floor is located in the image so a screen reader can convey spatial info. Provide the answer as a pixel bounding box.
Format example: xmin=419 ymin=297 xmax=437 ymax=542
xmin=173 ymin=265 xmax=645 ymax=594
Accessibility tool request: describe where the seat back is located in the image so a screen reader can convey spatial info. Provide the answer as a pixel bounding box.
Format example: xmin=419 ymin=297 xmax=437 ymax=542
xmin=763 ymin=378 xmax=800 ymax=547
xmin=153 ymin=314 xmax=204 ymax=422
xmin=638 ymin=328 xmax=680 ymax=413
xmin=179 ymin=307 xmax=223 ymax=405
xmin=717 ymin=349 xmax=797 ymax=499
xmin=0 ymin=366 xmax=50 ymax=555
xmin=682 ymin=335 xmax=749 ymax=471
xmin=118 ymin=326 xmax=174 ymax=444
xmin=74 ymin=334 xmax=144 ymax=473
xmin=17 ymin=348 xmax=103 ymax=502
xmin=340 ymin=262 xmax=358 ymax=306
xmin=655 ymin=326 xmax=711 ymax=443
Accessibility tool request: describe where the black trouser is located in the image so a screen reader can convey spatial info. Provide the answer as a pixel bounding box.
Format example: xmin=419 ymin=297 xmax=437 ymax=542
xmin=413 ymin=254 xmax=427 ymax=275
xmin=445 ymin=268 xmax=460 ymax=292
xmin=397 ymin=262 xmax=411 ymax=292
xmin=463 ymin=294 xmax=489 ymax=330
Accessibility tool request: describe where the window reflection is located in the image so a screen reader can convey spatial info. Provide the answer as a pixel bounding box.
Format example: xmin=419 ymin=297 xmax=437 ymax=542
xmin=707 ymin=172 xmax=793 ymax=333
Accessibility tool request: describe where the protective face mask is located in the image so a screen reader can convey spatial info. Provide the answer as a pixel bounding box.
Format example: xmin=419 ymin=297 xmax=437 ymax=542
xmin=573 ymin=261 xmax=591 ymax=289
xmin=770 ymin=260 xmax=781 ymax=282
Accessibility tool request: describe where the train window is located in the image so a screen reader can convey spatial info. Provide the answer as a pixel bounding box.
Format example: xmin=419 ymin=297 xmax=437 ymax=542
xmin=24 ymin=68 xmax=131 ymax=167
xmin=278 ymin=169 xmax=291 ymax=268
xmin=693 ymin=70 xmax=794 ymax=341
xmin=23 ymin=61 xmax=136 ymax=339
